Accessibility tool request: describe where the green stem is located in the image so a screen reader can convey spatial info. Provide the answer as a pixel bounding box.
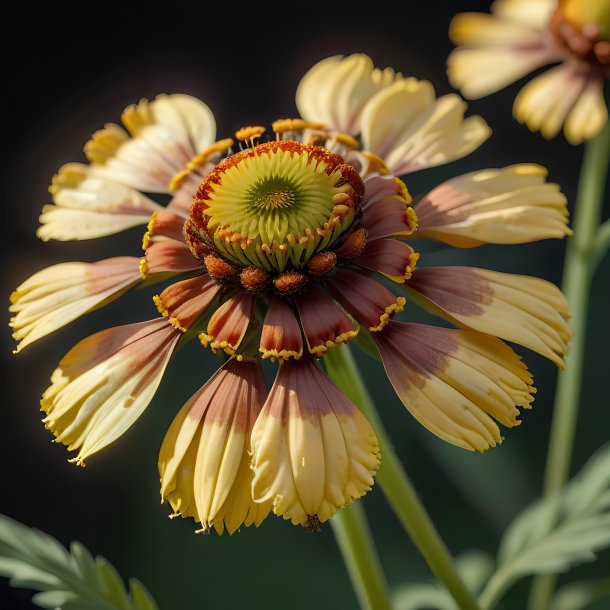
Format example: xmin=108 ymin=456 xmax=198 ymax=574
xmin=528 ymin=123 xmax=610 ymax=610
xmin=331 ymin=503 xmax=393 ymax=610
xmin=325 ymin=345 xmax=481 ymax=610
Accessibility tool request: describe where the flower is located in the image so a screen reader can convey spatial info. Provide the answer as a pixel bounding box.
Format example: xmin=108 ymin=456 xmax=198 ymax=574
xmin=448 ymin=0 xmax=610 ymax=144
xmin=11 ymin=55 xmax=571 ymax=534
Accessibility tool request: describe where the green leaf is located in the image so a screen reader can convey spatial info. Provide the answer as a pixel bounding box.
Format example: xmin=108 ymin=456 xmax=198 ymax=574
xmin=478 ymin=444 xmax=610 ymax=609
xmin=0 ymin=514 xmax=160 ymax=610
xmin=550 ymin=577 xmax=610 ymax=610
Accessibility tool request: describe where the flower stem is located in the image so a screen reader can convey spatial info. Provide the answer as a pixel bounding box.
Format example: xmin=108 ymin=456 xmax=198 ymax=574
xmin=325 ymin=345 xmax=481 ymax=610
xmin=528 ymin=122 xmax=610 ymax=610
xmin=331 ymin=503 xmax=393 ymax=610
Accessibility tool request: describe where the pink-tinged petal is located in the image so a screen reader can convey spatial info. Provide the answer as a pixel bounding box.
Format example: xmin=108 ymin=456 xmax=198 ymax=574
xmin=251 ymin=358 xmax=380 ymax=526
xmin=85 ymin=95 xmax=216 ymax=194
xmin=362 ymin=174 xmax=418 ymax=240
xmin=360 ymin=79 xmax=490 ymax=175
xmin=260 ymin=297 xmax=303 ymax=361
xmin=140 ymin=240 xmax=202 ymax=278
xmin=296 ymin=286 xmax=358 ymax=356
xmin=356 ymin=239 xmax=419 ymax=283
xmin=168 ymin=174 xmax=202 ymax=215
xmin=296 ymin=54 xmax=401 ymax=134
xmin=514 ymin=64 xmax=589 ymax=141
xmin=159 ymin=359 xmax=271 ymax=535
xmin=38 ymin=162 xmax=161 ymax=242
xmin=327 ymin=270 xmax=406 ymax=332
xmin=153 ymin=275 xmax=220 ymax=332
xmin=374 ymin=322 xmax=535 ymax=452
xmin=200 ymin=292 xmax=254 ymax=355
xmin=42 ymin=318 xmax=180 ymax=464
xmin=407 ymin=266 xmax=571 ymax=367
xmin=10 ymin=257 xmax=141 ymax=353
xmin=141 ymin=209 xmax=188 ymax=249
xmin=414 ymin=164 xmax=570 ymax=247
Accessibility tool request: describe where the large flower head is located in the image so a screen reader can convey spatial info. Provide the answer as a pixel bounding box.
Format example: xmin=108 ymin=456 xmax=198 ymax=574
xmin=448 ymin=0 xmax=610 ymax=144
xmin=10 ymin=54 xmax=571 ymax=534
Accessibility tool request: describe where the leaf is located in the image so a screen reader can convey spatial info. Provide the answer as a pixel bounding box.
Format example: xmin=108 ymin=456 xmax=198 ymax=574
xmin=0 ymin=514 xmax=160 ymax=610
xmin=393 ymin=550 xmax=493 ymax=610
xmin=550 ymin=577 xmax=610 ymax=610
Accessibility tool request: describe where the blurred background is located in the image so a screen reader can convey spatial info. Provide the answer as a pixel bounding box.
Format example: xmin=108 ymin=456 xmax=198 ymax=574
xmin=1 ymin=2 xmax=609 ymax=608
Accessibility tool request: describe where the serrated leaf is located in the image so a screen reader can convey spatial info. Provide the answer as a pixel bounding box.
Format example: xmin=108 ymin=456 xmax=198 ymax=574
xmin=550 ymin=577 xmax=610 ymax=610
xmin=479 ymin=444 xmax=610 ymax=609
xmin=0 ymin=514 xmax=160 ymax=610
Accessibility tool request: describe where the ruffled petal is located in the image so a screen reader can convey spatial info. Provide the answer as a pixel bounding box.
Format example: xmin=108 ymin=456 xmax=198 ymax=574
xmin=159 ymin=359 xmax=271 ymax=535
xmin=85 ymin=94 xmax=216 ymax=193
xmin=414 ymin=164 xmax=571 ymax=246
xmin=296 ymin=286 xmax=358 ymax=356
xmin=200 ymin=292 xmax=254 ymax=355
xmin=38 ymin=163 xmax=161 ymax=241
xmin=260 ymin=297 xmax=303 ymax=361
xmin=42 ymin=318 xmax=180 ymax=464
xmin=374 ymin=322 xmax=535 ymax=451
xmin=153 ymin=275 xmax=220 ymax=332
xmin=407 ymin=266 xmax=570 ymax=367
xmin=250 ymin=358 xmax=380 ymax=526
xmin=513 ymin=64 xmax=589 ymax=141
xmin=356 ymin=239 xmax=419 ymax=283
xmin=296 ymin=54 xmax=400 ymax=134
xmin=327 ymin=270 xmax=405 ymax=332
xmin=10 ymin=257 xmax=141 ymax=352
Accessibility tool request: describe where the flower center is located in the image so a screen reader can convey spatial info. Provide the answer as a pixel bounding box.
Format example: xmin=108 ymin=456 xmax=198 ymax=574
xmin=186 ymin=140 xmax=364 ymax=274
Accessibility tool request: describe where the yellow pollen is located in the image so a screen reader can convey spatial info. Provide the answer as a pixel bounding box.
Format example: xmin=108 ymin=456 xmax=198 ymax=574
xmin=363 ymin=151 xmax=391 ymax=175
xmin=259 ymin=347 xmax=303 ymax=362
xmin=153 ymin=295 xmax=187 ymax=332
xmin=369 ymin=297 xmax=406 ymax=332
xmin=272 ymin=118 xmax=325 ymax=134
xmin=139 ymin=257 xmax=148 ymax=279
xmin=235 ymin=125 xmax=266 ymax=142
xmin=308 ymin=328 xmax=359 ymax=356
xmin=394 ymin=177 xmax=412 ymax=203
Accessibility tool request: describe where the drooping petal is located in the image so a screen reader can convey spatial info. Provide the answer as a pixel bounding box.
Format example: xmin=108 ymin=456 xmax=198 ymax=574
xmin=356 ymin=239 xmax=419 ymax=283
xmin=159 ymin=359 xmax=271 ymax=535
xmin=42 ymin=318 xmax=180 ymax=464
xmin=296 ymin=54 xmax=400 ymax=135
xmin=360 ymin=79 xmax=490 ymax=175
xmin=85 ymin=94 xmax=216 ymax=193
xmin=374 ymin=322 xmax=535 ymax=452
xmin=327 ymin=270 xmax=405 ymax=332
xmin=513 ymin=64 xmax=589 ymax=141
xmin=296 ymin=286 xmax=358 ymax=356
xmin=563 ymin=77 xmax=608 ymax=145
xmin=10 ymin=257 xmax=141 ymax=353
xmin=200 ymin=292 xmax=254 ymax=355
xmin=153 ymin=275 xmax=220 ymax=332
xmin=250 ymin=358 xmax=380 ymax=526
xmin=414 ymin=164 xmax=571 ymax=247
xmin=259 ymin=297 xmax=303 ymax=361
xmin=406 ymin=266 xmax=571 ymax=368
xmin=361 ymin=174 xmax=417 ymax=240
xmin=37 ymin=163 xmax=161 ymax=241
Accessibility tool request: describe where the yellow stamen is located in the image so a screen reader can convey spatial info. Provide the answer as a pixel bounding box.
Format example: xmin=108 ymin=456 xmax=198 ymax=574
xmin=362 ymin=151 xmax=391 ymax=175
xmin=235 ymin=125 xmax=266 ymax=142
xmin=259 ymin=348 xmax=302 ymax=362
xmin=369 ymin=297 xmax=406 ymax=332
xmin=153 ymin=295 xmax=187 ymax=332
xmin=394 ymin=177 xmax=412 ymax=204
xmin=272 ymin=118 xmax=325 ymax=134
xmin=139 ymin=257 xmax=148 ymax=279
xmin=334 ymin=133 xmax=360 ymax=149
xmin=199 ymin=333 xmax=236 ymax=356
xmin=308 ymin=328 xmax=359 ymax=356
xmin=169 ymin=138 xmax=234 ymax=192
xmin=141 ymin=211 xmax=159 ymax=250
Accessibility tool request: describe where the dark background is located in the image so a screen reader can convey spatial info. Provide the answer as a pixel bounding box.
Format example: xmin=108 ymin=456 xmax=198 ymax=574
xmin=1 ymin=3 xmax=609 ymax=609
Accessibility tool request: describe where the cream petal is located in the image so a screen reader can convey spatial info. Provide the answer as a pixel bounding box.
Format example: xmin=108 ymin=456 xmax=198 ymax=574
xmin=296 ymin=54 xmax=400 ymax=134
xmin=407 ymin=266 xmax=571 ymax=367
xmin=374 ymin=322 xmax=535 ymax=451
xmin=250 ymin=358 xmax=380 ymax=526
xmin=361 ymin=80 xmax=490 ymax=175
xmin=159 ymin=359 xmax=270 ymax=534
xmin=414 ymin=164 xmax=571 ymax=246
xmin=449 ymin=11 xmax=544 ymax=45
xmin=564 ymin=77 xmax=608 ymax=145
xmin=10 ymin=257 xmax=141 ymax=352
xmin=492 ymin=0 xmax=555 ymax=28
xmin=42 ymin=318 xmax=180 ymax=464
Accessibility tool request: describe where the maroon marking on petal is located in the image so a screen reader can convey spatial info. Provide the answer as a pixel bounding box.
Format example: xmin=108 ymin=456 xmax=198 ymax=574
xmin=156 ymin=275 xmax=220 ymax=330
xmin=327 ymin=270 xmax=403 ymax=330
xmin=363 ymin=198 xmax=414 ymax=240
xmin=144 ymin=240 xmax=203 ymax=275
xmin=264 ymin=357 xmax=356 ymax=419
xmin=296 ymin=286 xmax=357 ymax=355
xmin=356 ymin=239 xmax=417 ymax=281
xmin=260 ymin=297 xmax=303 ymax=360
xmin=408 ymin=267 xmax=492 ymax=317
xmin=148 ymin=209 xmax=188 ymax=243
xmin=204 ymin=291 xmax=255 ymax=352
xmin=414 ymin=183 xmax=472 ymax=230
xmin=84 ymin=257 xmax=141 ymax=293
